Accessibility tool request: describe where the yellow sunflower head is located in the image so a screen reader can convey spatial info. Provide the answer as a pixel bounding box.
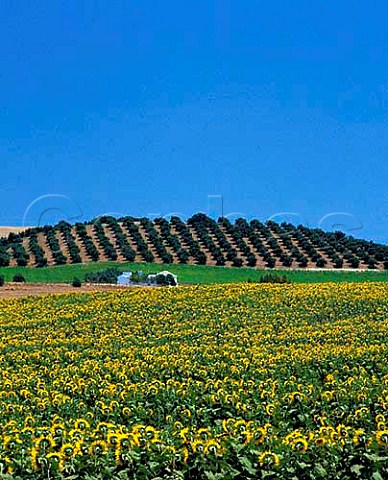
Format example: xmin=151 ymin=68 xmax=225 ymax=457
xmin=259 ymin=451 xmax=280 ymax=468
xmin=291 ymin=437 xmax=308 ymax=453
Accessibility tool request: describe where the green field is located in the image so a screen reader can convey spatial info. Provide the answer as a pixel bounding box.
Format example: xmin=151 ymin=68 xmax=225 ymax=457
xmin=0 ymin=261 xmax=387 ymax=284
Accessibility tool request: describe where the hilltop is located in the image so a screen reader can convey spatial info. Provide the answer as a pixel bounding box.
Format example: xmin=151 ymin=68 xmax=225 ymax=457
xmin=0 ymin=214 xmax=387 ymax=270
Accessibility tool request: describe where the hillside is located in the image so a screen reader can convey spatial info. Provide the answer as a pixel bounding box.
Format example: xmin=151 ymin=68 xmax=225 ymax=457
xmin=0 ymin=214 xmax=387 ymax=270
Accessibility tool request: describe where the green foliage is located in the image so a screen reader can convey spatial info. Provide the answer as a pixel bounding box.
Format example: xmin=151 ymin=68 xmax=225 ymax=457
xmin=84 ymin=268 xmax=123 ymax=284
xmin=259 ymin=273 xmax=292 ymax=284
xmin=154 ymin=273 xmax=177 ymax=286
xmin=12 ymin=274 xmax=25 ymax=283
xmin=71 ymin=277 xmax=82 ymax=288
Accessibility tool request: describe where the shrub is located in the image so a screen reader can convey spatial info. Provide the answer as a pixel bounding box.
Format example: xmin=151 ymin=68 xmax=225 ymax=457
xmin=156 ymin=274 xmax=170 ymax=286
xmin=349 ymin=258 xmax=360 ymax=268
xmin=259 ymin=273 xmax=291 ymax=284
xmin=0 ymin=275 xmax=4 ymax=287
xmin=85 ymin=268 xmax=123 ymax=284
xmin=298 ymin=257 xmax=308 ymax=268
xmin=282 ymin=256 xmax=293 ymax=267
xmin=266 ymin=258 xmax=276 ymax=268
xmin=246 ymin=253 xmax=257 ymax=267
xmin=232 ymin=257 xmax=243 ymax=267
xmin=72 ymin=277 xmax=82 ymax=288
xmin=316 ymin=258 xmax=327 ymax=268
xmin=165 ymin=274 xmax=177 ymax=286
xmin=13 ymin=274 xmax=26 ymax=283
xmin=131 ymin=272 xmax=147 ymax=284
xmin=333 ymin=258 xmax=344 ymax=269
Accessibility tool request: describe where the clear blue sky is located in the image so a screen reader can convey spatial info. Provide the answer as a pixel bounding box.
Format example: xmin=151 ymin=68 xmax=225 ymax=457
xmin=1 ymin=1 xmax=387 ymax=243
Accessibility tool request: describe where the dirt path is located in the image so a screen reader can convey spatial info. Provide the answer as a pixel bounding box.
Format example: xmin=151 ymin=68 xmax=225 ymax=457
xmin=0 ymin=282 xmax=137 ymax=300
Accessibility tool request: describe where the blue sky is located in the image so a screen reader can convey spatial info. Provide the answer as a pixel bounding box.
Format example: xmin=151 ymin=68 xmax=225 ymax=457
xmin=1 ymin=1 xmax=387 ymax=243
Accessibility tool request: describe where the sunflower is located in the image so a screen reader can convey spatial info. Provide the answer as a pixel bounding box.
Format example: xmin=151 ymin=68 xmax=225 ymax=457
xmin=74 ymin=419 xmax=90 ymax=431
xmin=252 ymin=427 xmax=266 ymax=445
xmin=377 ymin=421 xmax=387 ymax=431
xmin=51 ymin=423 xmax=66 ymax=438
xmin=233 ymin=419 xmax=247 ymax=433
xmin=259 ymin=451 xmax=280 ymax=468
xmin=182 ymin=447 xmax=189 ymax=463
xmin=195 ymin=428 xmax=211 ymax=440
xmin=179 ymin=427 xmax=190 ymax=444
xmin=336 ymin=424 xmax=350 ymax=438
xmin=354 ymin=407 xmax=368 ymax=420
xmin=68 ymin=428 xmax=83 ymax=440
xmin=30 ymin=447 xmax=40 ymax=471
xmin=204 ymin=439 xmax=222 ymax=455
xmin=122 ymin=406 xmax=131 ymax=417
xmin=191 ymin=439 xmax=206 ymax=453
xmin=35 ymin=435 xmax=56 ymax=452
xmin=353 ymin=429 xmax=366 ymax=446
xmin=376 ymin=430 xmax=388 ymax=447
xmin=321 ymin=391 xmax=334 ymax=402
xmin=314 ymin=436 xmax=326 ymax=446
xmin=88 ymin=440 xmax=108 ymax=456
xmin=107 ymin=432 xmax=120 ymax=447
xmin=145 ymin=426 xmax=159 ymax=440
xmin=46 ymin=452 xmax=65 ymax=472
xmin=376 ymin=414 xmax=386 ymax=424
xmin=291 ymin=437 xmax=308 ymax=454
xmin=60 ymin=442 xmax=79 ymax=459
xmin=330 ymin=431 xmax=340 ymax=443
xmin=222 ymin=418 xmax=234 ymax=433
xmin=3 ymin=435 xmax=22 ymax=451
xmin=289 ymin=391 xmax=306 ymax=403
xmin=129 ymin=433 xmax=140 ymax=448
xmin=21 ymin=426 xmax=35 ymax=438
xmin=117 ymin=434 xmax=131 ymax=450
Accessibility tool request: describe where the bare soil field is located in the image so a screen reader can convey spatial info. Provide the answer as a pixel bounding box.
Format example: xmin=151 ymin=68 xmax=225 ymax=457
xmin=0 ymin=226 xmax=33 ymax=237
xmin=0 ymin=282 xmax=135 ymax=300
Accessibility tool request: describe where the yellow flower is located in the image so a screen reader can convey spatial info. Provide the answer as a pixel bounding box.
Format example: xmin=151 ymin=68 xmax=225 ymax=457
xmin=353 ymin=429 xmax=366 ymax=445
xmin=291 ymin=437 xmax=308 ymax=453
xmin=314 ymin=436 xmax=326 ymax=446
xmin=204 ymin=439 xmax=222 ymax=455
xmin=30 ymin=447 xmax=40 ymax=471
xmin=321 ymin=391 xmax=334 ymax=401
xmin=191 ymin=439 xmax=206 ymax=453
xmin=107 ymin=432 xmax=120 ymax=447
xmin=3 ymin=435 xmax=22 ymax=451
xmin=376 ymin=430 xmax=388 ymax=447
xmin=377 ymin=421 xmax=386 ymax=431
xmin=290 ymin=391 xmax=306 ymax=403
xmin=182 ymin=447 xmax=189 ymax=463
xmin=259 ymin=451 xmax=280 ymax=467
xmin=35 ymin=435 xmax=56 ymax=452
xmin=336 ymin=424 xmax=349 ymax=438
xmin=222 ymin=418 xmax=234 ymax=433
xmin=88 ymin=440 xmax=108 ymax=456
xmin=330 ymin=431 xmax=340 ymax=443
xmin=46 ymin=452 xmax=65 ymax=471
xmin=74 ymin=418 xmax=90 ymax=431
xmin=195 ymin=427 xmax=211 ymax=440
xmin=179 ymin=427 xmax=190 ymax=444
xmin=376 ymin=414 xmax=386 ymax=424
xmin=51 ymin=423 xmax=66 ymax=437
xmin=60 ymin=442 xmax=80 ymax=459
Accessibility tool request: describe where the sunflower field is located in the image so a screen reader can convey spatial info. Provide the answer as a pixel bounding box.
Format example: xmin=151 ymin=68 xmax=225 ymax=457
xmin=0 ymin=283 xmax=387 ymax=479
